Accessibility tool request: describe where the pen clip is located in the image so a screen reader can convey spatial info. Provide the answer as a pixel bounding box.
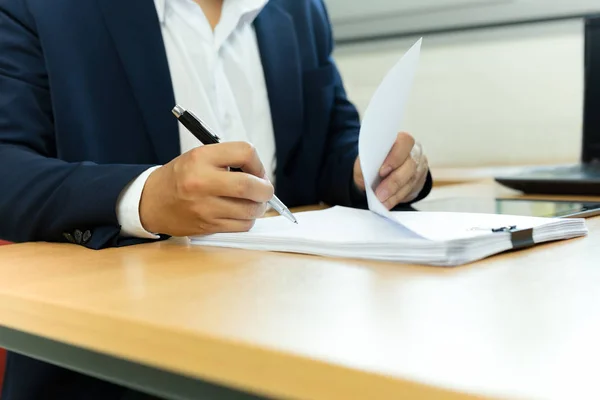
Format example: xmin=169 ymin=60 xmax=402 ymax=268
xmin=186 ymin=110 xmax=221 ymax=142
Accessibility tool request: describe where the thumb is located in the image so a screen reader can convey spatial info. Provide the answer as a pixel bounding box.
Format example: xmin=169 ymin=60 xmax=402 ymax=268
xmin=353 ymin=156 xmax=365 ymax=191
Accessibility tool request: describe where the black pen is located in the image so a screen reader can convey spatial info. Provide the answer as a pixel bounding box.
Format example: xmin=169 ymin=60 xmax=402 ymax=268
xmin=171 ymin=105 xmax=297 ymax=224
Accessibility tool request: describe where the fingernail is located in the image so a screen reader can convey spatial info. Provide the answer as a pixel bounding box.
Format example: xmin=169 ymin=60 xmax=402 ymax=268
xmin=377 ymin=188 xmax=389 ymax=202
xmin=380 ymin=165 xmax=392 ymax=177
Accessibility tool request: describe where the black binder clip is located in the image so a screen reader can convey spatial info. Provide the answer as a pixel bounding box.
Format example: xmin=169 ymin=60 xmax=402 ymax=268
xmin=491 ymin=225 xmax=534 ymax=250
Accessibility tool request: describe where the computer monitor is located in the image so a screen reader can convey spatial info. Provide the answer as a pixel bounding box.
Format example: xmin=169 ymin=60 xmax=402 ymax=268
xmin=582 ymin=14 xmax=600 ymax=164
xmin=494 ymin=15 xmax=600 ymax=195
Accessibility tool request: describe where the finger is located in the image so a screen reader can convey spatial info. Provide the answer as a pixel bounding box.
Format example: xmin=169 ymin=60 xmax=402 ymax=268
xmin=353 ymin=156 xmax=365 ymax=191
xmin=383 ymin=175 xmax=417 ymax=209
xmin=178 ymin=169 xmax=274 ymax=203
xmin=379 ymin=132 xmax=415 ymax=178
xmin=375 ymin=156 xmax=417 ymax=203
xmin=213 ymin=218 xmax=257 ymax=233
xmin=211 ymin=197 xmax=268 ymax=220
xmin=214 ymin=170 xmax=275 ymax=202
xmin=202 ymin=141 xmax=267 ymax=179
xmin=406 ymin=167 xmax=428 ymax=202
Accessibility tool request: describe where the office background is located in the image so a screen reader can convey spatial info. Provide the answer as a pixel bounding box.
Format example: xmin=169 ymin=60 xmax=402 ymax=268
xmin=2 ymin=2 xmax=600 ymax=399
xmin=326 ymin=0 xmax=597 ymax=168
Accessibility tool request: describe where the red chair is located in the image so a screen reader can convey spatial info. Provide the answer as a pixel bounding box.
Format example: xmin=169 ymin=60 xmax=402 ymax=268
xmin=0 ymin=240 xmax=11 ymax=394
xmin=0 ymin=348 xmax=4 ymax=394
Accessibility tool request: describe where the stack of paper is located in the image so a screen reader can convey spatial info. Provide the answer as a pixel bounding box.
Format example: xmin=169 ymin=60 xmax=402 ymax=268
xmin=191 ymin=206 xmax=587 ymax=266
xmin=190 ymin=38 xmax=588 ymax=266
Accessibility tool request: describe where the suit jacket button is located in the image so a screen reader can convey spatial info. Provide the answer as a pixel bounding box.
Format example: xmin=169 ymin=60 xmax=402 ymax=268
xmin=74 ymin=229 xmax=83 ymax=244
xmin=63 ymin=233 xmax=75 ymax=243
xmin=82 ymin=230 xmax=92 ymax=244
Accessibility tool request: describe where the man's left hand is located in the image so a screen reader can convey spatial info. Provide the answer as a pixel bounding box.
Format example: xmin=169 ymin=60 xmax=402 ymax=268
xmin=353 ymin=132 xmax=429 ymax=210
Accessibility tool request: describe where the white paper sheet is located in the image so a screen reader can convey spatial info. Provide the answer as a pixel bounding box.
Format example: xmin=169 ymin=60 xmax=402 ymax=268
xmin=191 ymin=207 xmax=587 ymax=266
xmin=390 ymin=211 xmax=566 ymax=241
xmin=215 ymin=207 xmax=423 ymax=243
xmin=358 ymin=38 xmax=422 ymax=218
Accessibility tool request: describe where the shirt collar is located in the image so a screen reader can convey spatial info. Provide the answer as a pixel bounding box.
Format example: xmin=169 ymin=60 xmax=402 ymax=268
xmin=233 ymin=0 xmax=269 ymax=25
xmin=154 ymin=0 xmax=167 ymax=24
xmin=154 ymin=0 xmax=269 ymax=28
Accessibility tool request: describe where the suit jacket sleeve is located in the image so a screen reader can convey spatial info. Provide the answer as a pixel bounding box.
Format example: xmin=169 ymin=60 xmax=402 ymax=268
xmin=312 ymin=0 xmax=432 ymax=209
xmin=0 ymin=2 xmax=158 ymax=249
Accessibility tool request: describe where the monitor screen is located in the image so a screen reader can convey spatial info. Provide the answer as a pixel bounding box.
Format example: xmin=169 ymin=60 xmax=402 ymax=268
xmin=583 ymin=15 xmax=600 ymax=163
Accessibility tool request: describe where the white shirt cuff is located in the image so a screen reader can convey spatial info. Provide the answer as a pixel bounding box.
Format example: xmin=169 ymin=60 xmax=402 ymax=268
xmin=116 ymin=166 xmax=162 ymax=239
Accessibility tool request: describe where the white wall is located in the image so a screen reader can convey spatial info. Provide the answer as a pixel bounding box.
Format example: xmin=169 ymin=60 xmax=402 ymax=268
xmin=325 ymin=0 xmax=600 ymax=41
xmin=333 ymin=20 xmax=584 ymax=168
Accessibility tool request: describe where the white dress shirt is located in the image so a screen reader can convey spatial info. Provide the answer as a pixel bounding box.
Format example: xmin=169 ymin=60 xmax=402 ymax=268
xmin=117 ymin=0 xmax=276 ymax=238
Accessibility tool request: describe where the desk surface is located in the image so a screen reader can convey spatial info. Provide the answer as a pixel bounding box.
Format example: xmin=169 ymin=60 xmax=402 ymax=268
xmin=429 ymin=164 xmax=574 ymax=187
xmin=2 ymin=181 xmax=600 ymax=399
xmin=430 ymin=166 xmax=528 ymax=186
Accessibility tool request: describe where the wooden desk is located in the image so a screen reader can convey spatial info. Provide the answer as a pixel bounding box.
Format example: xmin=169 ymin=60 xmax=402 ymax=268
xmin=1 ymin=181 xmax=600 ymax=399
xmin=430 ymin=166 xmax=527 ymax=186
xmin=429 ymin=164 xmax=572 ymax=187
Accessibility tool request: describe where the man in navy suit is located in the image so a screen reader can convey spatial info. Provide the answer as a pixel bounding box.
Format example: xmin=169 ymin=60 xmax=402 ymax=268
xmin=0 ymin=0 xmax=431 ymax=398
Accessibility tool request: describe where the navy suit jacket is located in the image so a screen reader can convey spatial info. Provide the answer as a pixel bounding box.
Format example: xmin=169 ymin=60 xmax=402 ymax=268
xmin=0 ymin=1 xmax=432 ymax=397
xmin=0 ymin=0 xmax=431 ymax=251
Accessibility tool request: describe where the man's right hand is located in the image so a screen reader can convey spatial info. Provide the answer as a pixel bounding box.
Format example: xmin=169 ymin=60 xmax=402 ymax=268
xmin=139 ymin=142 xmax=274 ymax=237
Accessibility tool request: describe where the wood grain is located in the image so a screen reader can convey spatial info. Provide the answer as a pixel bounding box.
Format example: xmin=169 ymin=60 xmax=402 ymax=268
xmin=1 ymin=181 xmax=600 ymax=399
xmin=429 ymin=164 xmax=562 ymax=187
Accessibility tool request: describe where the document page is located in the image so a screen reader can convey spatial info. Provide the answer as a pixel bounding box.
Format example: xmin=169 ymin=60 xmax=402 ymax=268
xmin=200 ymin=207 xmax=424 ymax=245
xmin=390 ymin=211 xmax=567 ymax=241
xmin=358 ymin=39 xmax=422 ymax=218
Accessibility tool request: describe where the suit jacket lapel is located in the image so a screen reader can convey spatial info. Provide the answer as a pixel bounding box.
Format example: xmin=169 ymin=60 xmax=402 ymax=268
xmin=254 ymin=4 xmax=303 ymax=177
xmin=96 ymin=0 xmax=179 ymax=164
